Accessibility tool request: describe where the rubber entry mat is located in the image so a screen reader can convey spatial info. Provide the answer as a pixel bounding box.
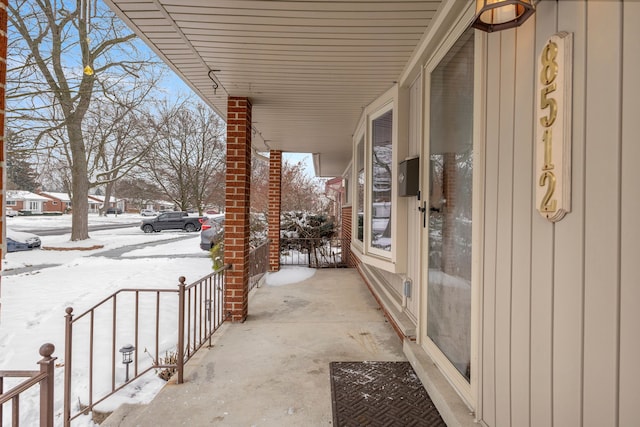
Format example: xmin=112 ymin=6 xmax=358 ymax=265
xmin=330 ymin=361 xmax=446 ymax=427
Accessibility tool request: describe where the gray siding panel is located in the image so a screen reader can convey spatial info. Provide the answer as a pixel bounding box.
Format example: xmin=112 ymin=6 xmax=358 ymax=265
xmin=553 ymin=2 xmax=587 ymax=427
xmin=529 ymin=3 xmax=557 ymax=427
xmin=583 ymin=2 xmax=622 ymax=426
xmin=619 ymin=2 xmax=640 ymax=426
xmin=481 ymin=31 xmax=502 ymax=427
xmin=494 ymin=28 xmax=516 ymax=427
xmin=509 ymin=15 xmax=535 ymax=427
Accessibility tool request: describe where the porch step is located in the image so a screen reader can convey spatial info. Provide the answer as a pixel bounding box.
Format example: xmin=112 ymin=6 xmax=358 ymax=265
xmin=100 ymin=403 xmax=148 ymax=426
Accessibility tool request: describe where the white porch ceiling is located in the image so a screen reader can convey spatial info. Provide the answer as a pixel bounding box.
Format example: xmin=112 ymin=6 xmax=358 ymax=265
xmin=104 ymin=0 xmax=446 ymax=176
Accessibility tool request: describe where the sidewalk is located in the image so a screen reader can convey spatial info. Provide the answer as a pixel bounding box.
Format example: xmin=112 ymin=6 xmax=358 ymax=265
xmin=103 ymin=268 xmax=406 ymax=426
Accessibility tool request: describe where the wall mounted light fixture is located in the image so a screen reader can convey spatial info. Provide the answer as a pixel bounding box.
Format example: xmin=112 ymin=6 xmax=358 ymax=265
xmin=472 ymin=0 xmax=535 ymax=32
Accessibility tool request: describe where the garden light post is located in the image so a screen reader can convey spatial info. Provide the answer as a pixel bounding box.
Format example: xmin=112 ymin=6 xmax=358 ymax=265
xmin=119 ymin=344 xmax=135 ymax=382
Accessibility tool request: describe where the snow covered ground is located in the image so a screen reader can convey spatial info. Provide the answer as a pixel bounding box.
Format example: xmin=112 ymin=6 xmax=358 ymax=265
xmin=0 ymin=213 xmax=315 ymax=426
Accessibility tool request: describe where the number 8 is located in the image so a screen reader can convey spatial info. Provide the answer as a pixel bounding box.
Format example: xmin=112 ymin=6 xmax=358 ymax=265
xmin=540 ymin=41 xmax=558 ymax=85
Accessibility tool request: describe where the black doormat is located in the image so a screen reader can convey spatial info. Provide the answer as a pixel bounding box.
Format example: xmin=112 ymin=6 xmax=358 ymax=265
xmin=329 ymin=361 xmax=446 ymax=427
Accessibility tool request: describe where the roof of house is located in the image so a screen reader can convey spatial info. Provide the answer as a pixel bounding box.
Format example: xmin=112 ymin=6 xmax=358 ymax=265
xmin=88 ymin=195 xmax=120 ymax=203
xmin=40 ymin=192 xmax=71 ymax=202
xmin=6 ymin=190 xmax=52 ymax=201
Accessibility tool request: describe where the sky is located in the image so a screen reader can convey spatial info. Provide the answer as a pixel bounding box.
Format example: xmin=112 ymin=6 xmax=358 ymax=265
xmin=0 ymin=213 xmax=316 ymax=426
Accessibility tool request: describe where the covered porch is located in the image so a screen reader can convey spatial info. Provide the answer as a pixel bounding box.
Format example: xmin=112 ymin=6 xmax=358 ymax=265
xmin=101 ymin=268 xmax=467 ymax=426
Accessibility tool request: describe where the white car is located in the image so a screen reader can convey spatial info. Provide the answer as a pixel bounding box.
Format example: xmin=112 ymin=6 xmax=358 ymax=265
xmin=140 ymin=209 xmax=157 ymax=216
xmin=6 ymin=209 xmax=18 ymax=217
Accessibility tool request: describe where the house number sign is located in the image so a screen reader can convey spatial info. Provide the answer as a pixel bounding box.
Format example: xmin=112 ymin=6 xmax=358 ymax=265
xmin=536 ymin=32 xmax=573 ymax=222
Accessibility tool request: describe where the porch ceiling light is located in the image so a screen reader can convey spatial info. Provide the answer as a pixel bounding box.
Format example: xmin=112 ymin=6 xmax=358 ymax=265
xmin=472 ymin=0 xmax=535 ymax=32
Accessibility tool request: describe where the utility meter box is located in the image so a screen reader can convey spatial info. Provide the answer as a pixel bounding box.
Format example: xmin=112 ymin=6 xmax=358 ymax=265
xmin=398 ymin=157 xmax=419 ymax=197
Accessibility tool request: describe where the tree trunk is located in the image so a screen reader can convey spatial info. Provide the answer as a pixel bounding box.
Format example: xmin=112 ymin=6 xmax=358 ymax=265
xmin=69 ymin=123 xmax=90 ymax=241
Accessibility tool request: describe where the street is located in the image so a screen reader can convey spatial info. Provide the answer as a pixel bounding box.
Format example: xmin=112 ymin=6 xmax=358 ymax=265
xmin=3 ymin=214 xmax=210 ymax=276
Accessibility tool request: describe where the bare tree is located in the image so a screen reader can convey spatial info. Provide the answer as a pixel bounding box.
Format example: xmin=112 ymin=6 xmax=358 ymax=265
xmin=251 ymin=157 xmax=325 ymax=215
xmin=7 ymin=0 xmax=160 ymax=240
xmin=145 ymin=99 xmax=226 ymax=212
xmin=84 ymin=91 xmax=159 ymax=215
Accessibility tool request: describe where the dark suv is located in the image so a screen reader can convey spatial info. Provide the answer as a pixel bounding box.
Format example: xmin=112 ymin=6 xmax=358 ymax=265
xmin=141 ymin=211 xmax=205 ymax=233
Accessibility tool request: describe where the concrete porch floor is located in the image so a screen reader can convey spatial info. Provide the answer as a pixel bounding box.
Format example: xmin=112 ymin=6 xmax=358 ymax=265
xmin=103 ymin=268 xmax=406 ymax=426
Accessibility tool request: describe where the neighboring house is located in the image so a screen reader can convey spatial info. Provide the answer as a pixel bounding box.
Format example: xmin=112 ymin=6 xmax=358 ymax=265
xmin=156 ymin=201 xmax=175 ymax=212
xmin=324 ymin=176 xmax=344 ymax=221
xmin=39 ymin=191 xmax=71 ymax=213
xmin=135 ymin=199 xmax=174 ymax=213
xmin=6 ymin=190 xmax=51 ymax=214
xmin=88 ymin=195 xmax=125 ymax=213
xmin=88 ymin=198 xmax=101 ymax=214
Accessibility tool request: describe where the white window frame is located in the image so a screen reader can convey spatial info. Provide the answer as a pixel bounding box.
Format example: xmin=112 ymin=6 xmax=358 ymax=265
xmin=352 ymin=119 xmax=366 ymax=252
xmin=342 ymin=162 xmax=352 ymax=207
xmin=350 ymin=84 xmax=408 ymax=274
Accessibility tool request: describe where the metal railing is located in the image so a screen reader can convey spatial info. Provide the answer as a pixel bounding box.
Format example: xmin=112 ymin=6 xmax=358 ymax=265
xmin=0 ymin=344 xmax=56 ymax=427
xmin=249 ymin=240 xmax=270 ymax=291
xmin=280 ymin=237 xmax=349 ymax=268
xmin=63 ymin=265 xmax=230 ymax=426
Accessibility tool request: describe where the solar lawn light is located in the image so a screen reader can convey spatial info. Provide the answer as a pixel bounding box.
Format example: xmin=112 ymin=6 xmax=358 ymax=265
xmin=119 ymin=344 xmax=135 ymax=382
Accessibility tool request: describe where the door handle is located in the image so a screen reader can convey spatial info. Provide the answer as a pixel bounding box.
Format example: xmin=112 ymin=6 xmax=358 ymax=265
xmin=418 ymin=201 xmax=427 ymax=228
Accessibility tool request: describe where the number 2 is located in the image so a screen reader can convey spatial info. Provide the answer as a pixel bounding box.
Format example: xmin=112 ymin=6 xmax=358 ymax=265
xmin=539 ymin=171 xmax=557 ymax=213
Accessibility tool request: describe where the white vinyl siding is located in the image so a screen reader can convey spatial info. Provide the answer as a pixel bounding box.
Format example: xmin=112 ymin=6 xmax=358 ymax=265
xmin=479 ymin=1 xmax=639 ymax=426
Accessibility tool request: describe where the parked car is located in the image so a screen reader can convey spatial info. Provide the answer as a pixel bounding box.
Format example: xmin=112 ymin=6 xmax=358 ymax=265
xmin=140 ymin=209 xmax=157 ymax=216
xmin=105 ymin=207 xmax=123 ymax=214
xmin=5 ymin=209 xmax=18 ymax=217
xmin=6 ymin=228 xmax=41 ymax=252
xmin=140 ymin=211 xmax=206 ymax=233
xmin=200 ymin=215 xmax=225 ymax=250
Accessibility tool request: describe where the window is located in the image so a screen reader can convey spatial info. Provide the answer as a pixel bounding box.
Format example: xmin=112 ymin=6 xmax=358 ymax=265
xmin=6 ymin=200 xmax=16 ymax=206
xmin=356 ymin=136 xmax=365 ymax=244
xmin=28 ymin=201 xmax=39 ymax=211
xmin=343 ymin=165 xmax=351 ymax=205
xmin=370 ymin=109 xmax=393 ymax=252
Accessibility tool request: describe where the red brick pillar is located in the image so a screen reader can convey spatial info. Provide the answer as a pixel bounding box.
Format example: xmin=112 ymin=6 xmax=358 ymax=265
xmin=224 ymin=97 xmax=252 ymax=322
xmin=268 ymin=150 xmax=282 ymax=272
xmin=0 ymin=0 xmax=7 ymax=310
xmin=341 ymin=205 xmax=353 ymax=267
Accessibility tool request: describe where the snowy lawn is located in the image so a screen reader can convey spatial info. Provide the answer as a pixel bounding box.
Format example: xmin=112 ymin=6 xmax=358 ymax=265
xmin=0 ymin=214 xmax=316 ymax=426
xmin=0 ymin=214 xmax=214 ymax=426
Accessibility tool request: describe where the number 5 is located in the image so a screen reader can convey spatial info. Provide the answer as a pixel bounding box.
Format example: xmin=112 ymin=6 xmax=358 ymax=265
xmin=540 ymin=83 xmax=557 ymax=127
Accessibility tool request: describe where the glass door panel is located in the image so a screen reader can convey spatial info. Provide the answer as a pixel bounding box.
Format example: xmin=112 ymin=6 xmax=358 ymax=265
xmin=427 ymin=27 xmax=474 ymax=382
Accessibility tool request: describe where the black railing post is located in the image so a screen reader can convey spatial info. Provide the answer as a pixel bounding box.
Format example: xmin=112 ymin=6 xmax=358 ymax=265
xmin=63 ymin=307 xmax=73 ymax=427
xmin=38 ymin=343 xmax=56 ymax=427
xmin=177 ymin=277 xmax=186 ymax=384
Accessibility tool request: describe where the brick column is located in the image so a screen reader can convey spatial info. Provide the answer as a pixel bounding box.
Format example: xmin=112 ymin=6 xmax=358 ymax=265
xmin=224 ymin=97 xmax=251 ymax=322
xmin=341 ymin=205 xmax=353 ymax=267
xmin=268 ymin=150 xmax=282 ymax=272
xmin=0 ymin=0 xmax=7 ymax=312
